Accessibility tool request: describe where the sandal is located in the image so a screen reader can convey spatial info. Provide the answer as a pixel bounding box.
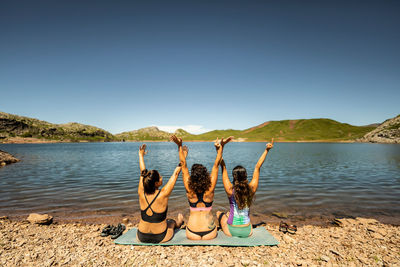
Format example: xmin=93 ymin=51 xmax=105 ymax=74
xmin=100 ymin=225 xmax=113 ymax=237
xmin=287 ymin=224 xmax=297 ymax=234
xmin=111 ymin=223 xmax=126 ymax=239
xmin=279 ymin=221 xmax=288 ymax=233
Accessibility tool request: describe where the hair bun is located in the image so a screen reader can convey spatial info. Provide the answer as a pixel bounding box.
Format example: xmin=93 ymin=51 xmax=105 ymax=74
xmin=141 ymin=169 xmax=150 ymax=178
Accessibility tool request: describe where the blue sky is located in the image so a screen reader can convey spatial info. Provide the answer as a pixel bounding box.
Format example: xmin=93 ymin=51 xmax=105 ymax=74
xmin=1 ymin=1 xmax=399 ymax=134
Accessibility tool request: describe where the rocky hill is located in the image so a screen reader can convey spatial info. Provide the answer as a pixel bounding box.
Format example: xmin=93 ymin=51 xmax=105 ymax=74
xmin=115 ymin=127 xmax=195 ymax=141
xmin=358 ymin=114 xmax=400 ymax=144
xmin=0 ymin=111 xmax=115 ymax=142
xmin=115 ymin=127 xmax=170 ymax=141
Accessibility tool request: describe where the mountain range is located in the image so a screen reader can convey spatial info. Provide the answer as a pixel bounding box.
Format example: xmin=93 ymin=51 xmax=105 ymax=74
xmin=0 ymin=110 xmax=391 ymax=143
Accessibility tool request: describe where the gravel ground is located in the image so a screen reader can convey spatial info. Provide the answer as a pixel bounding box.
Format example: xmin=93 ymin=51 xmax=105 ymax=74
xmin=0 ymin=217 xmax=399 ymax=266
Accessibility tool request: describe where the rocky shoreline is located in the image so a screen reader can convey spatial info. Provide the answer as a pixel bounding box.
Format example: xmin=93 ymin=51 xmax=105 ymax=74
xmin=0 ymin=216 xmax=399 ymax=266
xmin=0 ymin=149 xmax=19 ymax=167
xmin=358 ymin=114 xmax=400 ymax=144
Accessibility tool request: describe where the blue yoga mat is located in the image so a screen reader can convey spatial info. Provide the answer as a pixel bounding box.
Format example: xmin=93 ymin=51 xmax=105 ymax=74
xmin=114 ymin=227 xmax=279 ymax=246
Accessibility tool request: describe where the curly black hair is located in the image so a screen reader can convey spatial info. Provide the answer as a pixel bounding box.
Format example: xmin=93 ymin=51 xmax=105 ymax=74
xmin=189 ymin=164 xmax=211 ymax=194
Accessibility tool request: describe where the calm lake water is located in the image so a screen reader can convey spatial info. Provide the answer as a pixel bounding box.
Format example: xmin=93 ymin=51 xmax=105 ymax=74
xmin=1 ymin=142 xmax=400 ymax=224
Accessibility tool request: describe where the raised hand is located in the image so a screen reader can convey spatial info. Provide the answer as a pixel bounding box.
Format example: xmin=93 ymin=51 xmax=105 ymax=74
xmin=221 ymin=136 xmax=233 ymax=146
xmin=170 ymin=135 xmax=183 ymax=146
xmin=266 ymin=138 xmax=274 ymax=151
xmin=139 ymin=144 xmax=147 ymax=156
xmin=214 ymin=137 xmax=221 ymax=151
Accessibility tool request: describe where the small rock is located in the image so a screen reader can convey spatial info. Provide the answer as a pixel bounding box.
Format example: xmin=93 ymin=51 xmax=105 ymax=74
xmin=27 ymin=213 xmax=53 ymax=225
xmin=331 ymin=218 xmax=344 ymax=227
xmin=0 ymin=216 xmax=9 ymax=220
xmin=321 ymin=255 xmax=330 ymax=262
xmin=241 ymin=259 xmax=250 ymax=265
xmin=330 ymin=249 xmax=341 ymax=257
xmin=122 ymin=218 xmax=129 ymax=224
xmin=356 ymin=217 xmax=378 ymax=225
xmin=371 ymin=232 xmax=384 ymax=240
xmin=0 ymin=150 xmax=20 ymax=166
xmin=368 ymin=227 xmax=387 ymax=236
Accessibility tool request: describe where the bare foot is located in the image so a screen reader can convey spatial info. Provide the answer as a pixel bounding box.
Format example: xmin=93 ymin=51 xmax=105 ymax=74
xmin=176 ymin=213 xmax=184 ymax=228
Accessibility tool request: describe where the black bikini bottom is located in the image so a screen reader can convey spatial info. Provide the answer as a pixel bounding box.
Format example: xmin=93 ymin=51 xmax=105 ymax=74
xmin=137 ymin=227 xmax=168 ymax=243
xmin=186 ymin=226 xmax=216 ymax=238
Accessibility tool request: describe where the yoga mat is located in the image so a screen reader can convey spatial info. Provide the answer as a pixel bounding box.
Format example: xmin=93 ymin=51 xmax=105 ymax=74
xmin=114 ymin=228 xmax=279 ymax=246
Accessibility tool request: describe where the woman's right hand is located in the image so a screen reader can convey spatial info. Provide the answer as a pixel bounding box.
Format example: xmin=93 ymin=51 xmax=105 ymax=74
xmin=266 ymin=138 xmax=274 ymax=151
xmin=139 ymin=144 xmax=147 ymax=156
xmin=221 ymin=136 xmax=233 ymax=146
xmin=170 ymin=135 xmax=183 ymax=146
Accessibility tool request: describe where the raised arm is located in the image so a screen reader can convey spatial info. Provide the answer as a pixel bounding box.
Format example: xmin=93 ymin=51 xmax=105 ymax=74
xmin=170 ymin=135 xmax=190 ymax=191
xmin=209 ymin=136 xmax=233 ymax=191
xmin=220 ymin=159 xmax=233 ymax=196
xmin=138 ymin=144 xmax=147 ymax=194
xmin=249 ymin=138 xmax=274 ymax=192
xmin=161 ymin=165 xmax=182 ymax=197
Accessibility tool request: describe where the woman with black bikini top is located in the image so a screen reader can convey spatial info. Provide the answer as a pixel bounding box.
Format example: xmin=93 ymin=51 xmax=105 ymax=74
xmin=137 ymin=144 xmax=184 ymax=243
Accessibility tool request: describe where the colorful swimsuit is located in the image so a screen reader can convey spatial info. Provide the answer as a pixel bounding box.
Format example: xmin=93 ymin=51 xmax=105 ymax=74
xmin=227 ymin=190 xmax=250 ymax=225
xmin=227 ymin=190 xmax=252 ymax=237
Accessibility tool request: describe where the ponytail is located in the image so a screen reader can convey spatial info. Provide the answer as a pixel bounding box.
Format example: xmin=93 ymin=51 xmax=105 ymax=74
xmin=232 ymin=166 xmax=254 ymax=209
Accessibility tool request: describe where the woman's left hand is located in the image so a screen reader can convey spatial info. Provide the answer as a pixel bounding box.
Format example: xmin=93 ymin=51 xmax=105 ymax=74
xmin=139 ymin=144 xmax=147 ymax=156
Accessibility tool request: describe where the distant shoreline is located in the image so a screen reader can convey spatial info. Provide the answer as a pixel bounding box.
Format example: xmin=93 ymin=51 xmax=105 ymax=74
xmin=0 ymin=138 xmax=360 ymax=144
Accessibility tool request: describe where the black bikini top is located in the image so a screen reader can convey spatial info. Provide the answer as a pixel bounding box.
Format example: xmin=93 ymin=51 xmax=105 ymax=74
xmin=188 ymin=192 xmax=213 ymax=208
xmin=141 ymin=190 xmax=167 ymax=223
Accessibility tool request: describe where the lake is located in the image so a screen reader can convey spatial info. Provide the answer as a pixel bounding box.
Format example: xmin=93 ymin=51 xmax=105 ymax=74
xmin=1 ymin=142 xmax=399 ymax=224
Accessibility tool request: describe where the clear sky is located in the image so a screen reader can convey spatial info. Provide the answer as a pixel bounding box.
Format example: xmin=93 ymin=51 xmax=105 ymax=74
xmin=1 ymin=1 xmax=399 ymax=134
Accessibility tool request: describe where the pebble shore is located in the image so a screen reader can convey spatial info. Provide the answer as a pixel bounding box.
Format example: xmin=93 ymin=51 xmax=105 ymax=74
xmin=1 ymin=217 xmax=399 ymax=266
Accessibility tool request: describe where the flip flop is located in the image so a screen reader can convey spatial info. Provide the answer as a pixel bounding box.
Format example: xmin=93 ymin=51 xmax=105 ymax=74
xmin=279 ymin=221 xmax=288 ymax=233
xmin=111 ymin=223 xmax=126 ymax=239
xmin=100 ymin=225 xmax=113 ymax=237
xmin=287 ymin=224 xmax=297 ymax=234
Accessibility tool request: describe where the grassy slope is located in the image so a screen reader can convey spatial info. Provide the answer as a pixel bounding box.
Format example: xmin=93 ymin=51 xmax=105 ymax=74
xmin=188 ymin=119 xmax=375 ymax=142
xmin=101 ymin=119 xmax=377 ymax=142
xmin=241 ymin=119 xmax=376 ymax=141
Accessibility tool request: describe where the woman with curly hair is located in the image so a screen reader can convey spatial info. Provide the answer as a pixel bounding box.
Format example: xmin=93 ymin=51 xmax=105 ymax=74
xmin=216 ymin=139 xmax=274 ymax=237
xmin=137 ymin=144 xmax=184 ymax=243
xmin=170 ymin=135 xmax=232 ymax=240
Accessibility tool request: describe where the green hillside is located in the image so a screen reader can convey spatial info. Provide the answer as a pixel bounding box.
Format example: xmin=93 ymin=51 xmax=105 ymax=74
xmin=240 ymin=119 xmax=375 ymax=141
xmin=117 ymin=119 xmax=375 ymax=142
